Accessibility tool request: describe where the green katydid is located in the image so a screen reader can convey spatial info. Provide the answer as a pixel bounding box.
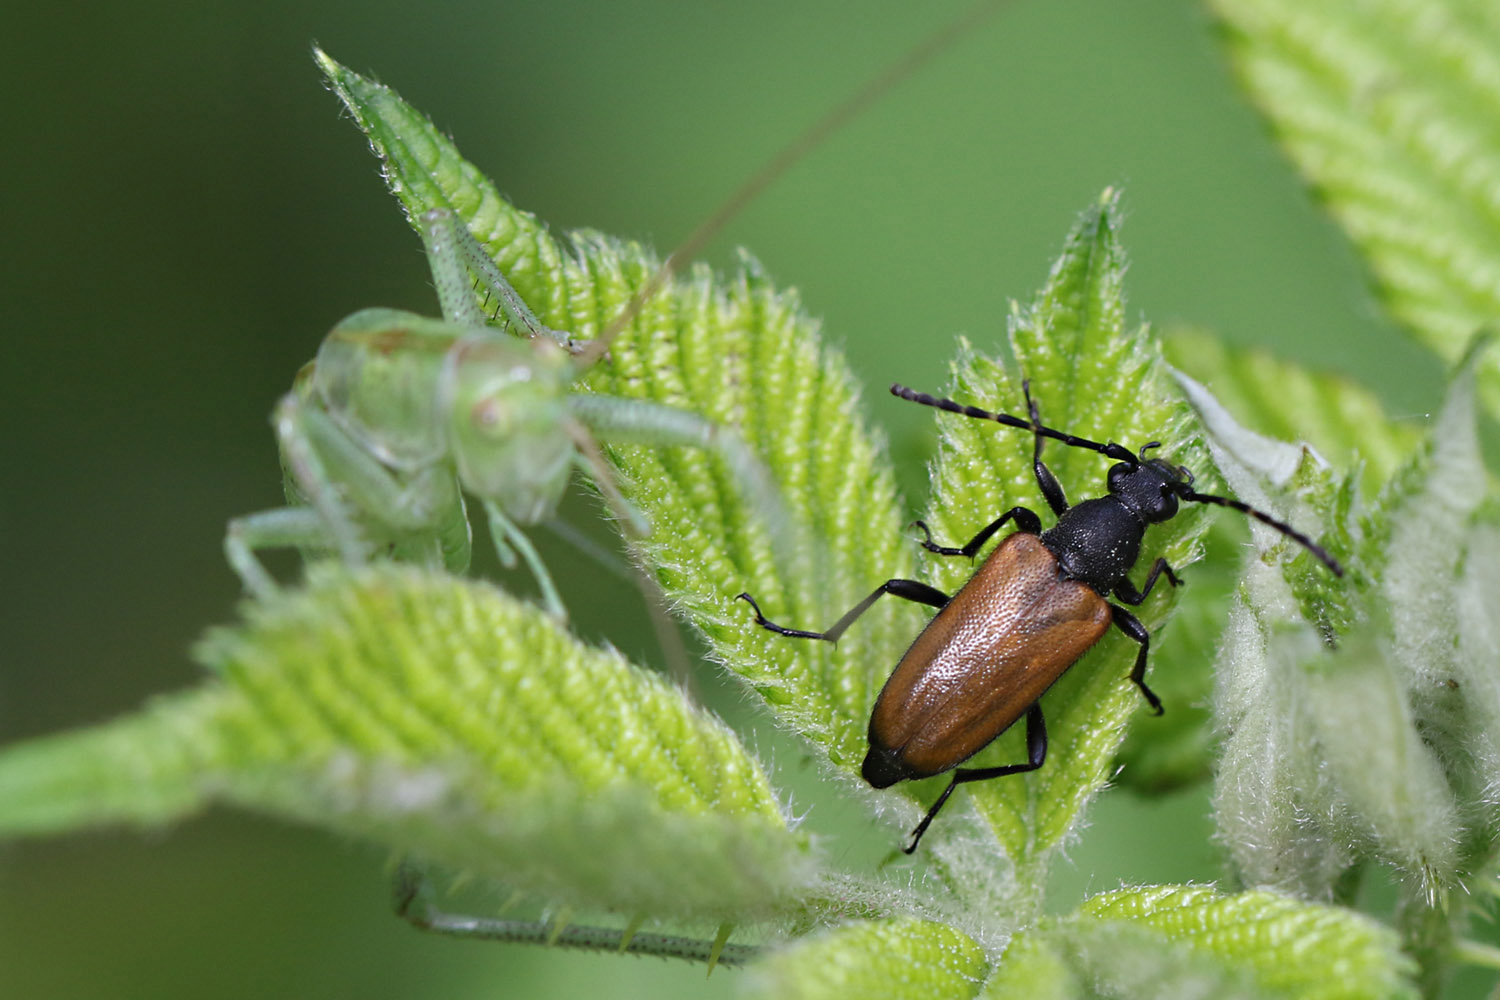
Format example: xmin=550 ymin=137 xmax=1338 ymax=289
xmin=223 ymin=201 xmax=777 ymax=624
xmin=226 ymin=3 xmax=1008 ymax=652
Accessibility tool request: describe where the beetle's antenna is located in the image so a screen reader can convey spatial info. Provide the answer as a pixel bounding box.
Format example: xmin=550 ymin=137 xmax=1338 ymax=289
xmin=890 ymin=384 xmax=1140 ymax=464
xmin=1173 ymin=485 xmax=1344 ymax=577
xmin=571 ymin=0 xmax=1013 ymax=369
xmin=892 ymin=383 xmax=1345 ymax=577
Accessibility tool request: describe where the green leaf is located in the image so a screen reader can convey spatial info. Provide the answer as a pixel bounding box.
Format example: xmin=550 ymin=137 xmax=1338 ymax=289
xmin=1361 ymin=342 xmax=1500 ymax=909
xmin=1077 ymin=885 xmax=1416 ymax=1000
xmin=1114 ymin=333 xmax=1400 ymax=795
xmin=1213 ymin=347 xmax=1496 ymax=904
xmin=1163 ymin=329 xmax=1421 ymax=496
xmin=1360 ymin=344 xmax=1494 ymax=815
xmin=0 ymin=565 xmax=811 ymax=921
xmin=1376 ymin=342 xmax=1488 ymax=673
xmin=984 ymin=886 xmax=1416 ymax=999
xmin=1211 ymin=0 xmax=1500 ymax=416
xmin=1452 ymin=517 xmax=1500 ymax=838
xmin=1372 ymin=345 xmax=1500 ymax=857
xmin=740 ymin=918 xmax=988 ymax=1000
xmin=1173 ymin=359 xmax=1355 ymax=631
xmin=0 ymin=690 xmax=223 ymax=834
xmin=317 ymin=49 xmax=914 ymax=786
xmin=975 ymin=927 xmax=1087 ymax=1000
xmin=1210 ymin=514 xmax=1458 ymax=899
xmin=916 ymin=193 xmax=1216 ymax=874
xmin=984 ymin=919 xmax=1264 ymax=1000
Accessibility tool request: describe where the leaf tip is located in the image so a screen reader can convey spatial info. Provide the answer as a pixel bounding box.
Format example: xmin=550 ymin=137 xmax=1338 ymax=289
xmin=310 ymin=44 xmax=345 ymax=85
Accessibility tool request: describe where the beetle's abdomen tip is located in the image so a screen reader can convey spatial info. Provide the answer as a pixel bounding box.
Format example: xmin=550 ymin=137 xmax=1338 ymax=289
xmin=861 ymin=745 xmax=908 ymax=789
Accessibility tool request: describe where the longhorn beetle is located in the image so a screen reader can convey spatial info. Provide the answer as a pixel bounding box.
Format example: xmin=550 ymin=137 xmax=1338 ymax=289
xmin=739 ymin=381 xmax=1343 ymax=853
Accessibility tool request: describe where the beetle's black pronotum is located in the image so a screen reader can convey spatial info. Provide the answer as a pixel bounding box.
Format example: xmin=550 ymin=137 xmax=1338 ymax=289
xmin=738 ymin=381 xmax=1343 ymax=853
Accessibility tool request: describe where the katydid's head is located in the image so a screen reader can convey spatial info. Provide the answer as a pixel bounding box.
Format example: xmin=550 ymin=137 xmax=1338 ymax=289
xmin=442 ymin=334 xmax=575 ymax=524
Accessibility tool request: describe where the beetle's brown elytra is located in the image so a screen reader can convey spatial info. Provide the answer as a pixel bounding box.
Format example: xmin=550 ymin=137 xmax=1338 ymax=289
xmin=864 ymin=532 xmax=1110 ymax=787
xmin=740 ymin=380 xmax=1342 ymax=853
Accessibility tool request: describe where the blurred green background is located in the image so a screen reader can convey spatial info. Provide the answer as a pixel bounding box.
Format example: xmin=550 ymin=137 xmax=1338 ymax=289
xmin=0 ymin=1 xmax=1461 ymax=997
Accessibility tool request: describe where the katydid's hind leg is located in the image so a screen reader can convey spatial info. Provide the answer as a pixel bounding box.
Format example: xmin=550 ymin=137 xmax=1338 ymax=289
xmin=224 ymin=507 xmax=330 ymax=596
xmin=393 ymin=859 xmax=757 ymax=964
xmin=1109 ymin=604 xmax=1163 ymax=715
xmin=566 ymin=394 xmax=790 ymax=559
xmin=571 ymin=394 xmax=794 ymax=687
xmin=904 ymin=703 xmax=1046 ymax=854
xmin=485 ymin=501 xmax=567 ymax=621
xmin=418 ymin=208 xmax=577 ymax=350
xmin=738 ymin=579 xmax=949 ymax=645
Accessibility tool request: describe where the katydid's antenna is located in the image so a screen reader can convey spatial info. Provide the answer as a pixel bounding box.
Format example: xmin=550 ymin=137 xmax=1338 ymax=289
xmin=573 ymin=0 xmax=1014 ymax=367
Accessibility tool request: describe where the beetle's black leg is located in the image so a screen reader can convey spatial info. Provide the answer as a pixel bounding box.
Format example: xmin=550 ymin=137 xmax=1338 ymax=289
xmin=912 ymin=506 xmax=1042 ymax=558
xmin=1112 ymin=557 xmax=1181 ymax=605
xmin=903 ymin=703 xmax=1047 ymax=853
xmin=1022 ymin=380 xmax=1070 ymax=516
xmin=738 ymin=581 xmax=950 ymax=645
xmin=1108 ymin=605 xmax=1162 ymax=715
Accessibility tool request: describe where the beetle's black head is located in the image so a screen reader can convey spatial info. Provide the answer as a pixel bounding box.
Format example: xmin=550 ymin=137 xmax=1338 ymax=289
xmin=1107 ymin=451 xmax=1188 ymax=525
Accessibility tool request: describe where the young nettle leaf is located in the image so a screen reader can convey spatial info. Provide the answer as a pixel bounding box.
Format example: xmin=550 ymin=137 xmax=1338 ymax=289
xmin=1078 ymin=886 xmax=1415 ymax=1000
xmin=1164 ymin=329 xmax=1422 ymax=497
xmin=1111 ymin=333 xmax=1407 ymax=798
xmin=739 ymin=918 xmax=988 ymax=1000
xmin=1213 ymin=588 xmax=1354 ymax=900
xmin=918 ymin=192 xmax=1214 ymax=874
xmin=1211 ymin=0 xmax=1500 ymax=417
xmin=1375 ymin=346 xmax=1500 ymax=842
xmin=986 ymin=921 xmax=1266 ymax=1000
xmin=1201 ymin=375 xmax=1418 ymax=898
xmin=1213 ymin=344 xmax=1500 ymax=990
xmin=983 ymin=885 xmax=1415 ymax=1000
xmin=0 ymin=565 xmax=813 ymax=921
xmin=1217 ymin=609 xmax=1461 ymax=900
